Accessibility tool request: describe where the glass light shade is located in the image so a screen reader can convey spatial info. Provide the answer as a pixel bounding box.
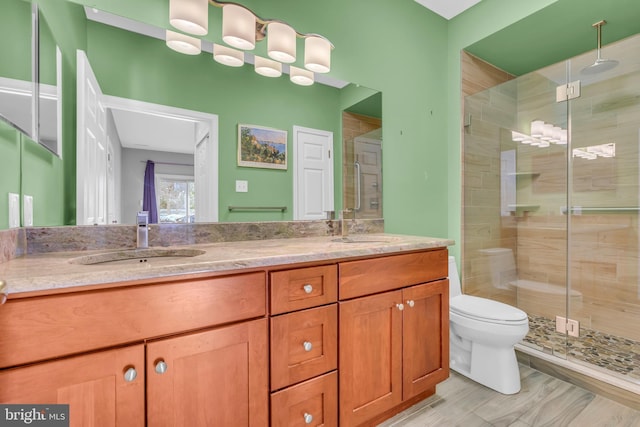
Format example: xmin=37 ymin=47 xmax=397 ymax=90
xmin=268 ymin=22 xmax=296 ymax=63
xmin=521 ymin=137 xmax=533 ymax=144
xmin=290 ymin=66 xmax=314 ymax=86
xmin=213 ymin=44 xmax=244 ymax=67
xmin=169 ymin=0 xmax=208 ymax=36
xmin=304 ymin=36 xmax=331 ymax=73
xmin=255 ymin=56 xmax=282 ymax=77
xmin=530 ymin=120 xmax=544 ymax=138
xmin=222 ymin=4 xmax=256 ymax=50
xmin=166 ymin=30 xmax=201 ymax=55
xmin=511 ymin=131 xmax=525 ymax=142
xmin=541 ymin=123 xmax=554 ymax=141
xmin=550 ymin=126 xmax=562 ymax=143
xmin=558 ymin=129 xmax=568 ymax=145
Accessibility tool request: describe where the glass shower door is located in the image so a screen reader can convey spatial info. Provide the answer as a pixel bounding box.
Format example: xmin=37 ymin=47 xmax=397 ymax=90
xmin=566 ymin=33 xmax=640 ymax=381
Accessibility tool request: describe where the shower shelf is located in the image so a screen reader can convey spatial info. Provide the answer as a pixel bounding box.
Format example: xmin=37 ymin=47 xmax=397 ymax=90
xmin=508 ymin=172 xmax=540 ymax=178
xmin=508 ymin=204 xmax=540 ymax=216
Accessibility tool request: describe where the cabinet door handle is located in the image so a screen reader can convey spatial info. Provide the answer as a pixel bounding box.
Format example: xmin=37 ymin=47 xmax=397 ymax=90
xmin=304 ymin=413 xmax=313 ymax=424
xmin=406 ymin=300 xmax=415 ymax=308
xmin=396 ymin=303 xmax=404 ymax=311
xmin=303 ymin=341 xmax=313 ymax=352
xmin=0 ymin=280 xmax=7 ymax=304
xmin=155 ymin=360 xmax=168 ymax=374
xmin=303 ymin=284 xmax=313 ymax=294
xmin=123 ymin=367 xmax=137 ymax=382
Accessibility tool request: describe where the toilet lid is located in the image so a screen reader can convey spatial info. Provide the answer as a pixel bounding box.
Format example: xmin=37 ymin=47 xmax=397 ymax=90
xmin=450 ymin=295 xmax=528 ymax=324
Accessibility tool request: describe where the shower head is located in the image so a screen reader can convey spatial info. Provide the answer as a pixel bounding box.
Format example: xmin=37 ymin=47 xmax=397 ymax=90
xmin=581 ymin=20 xmax=619 ymax=75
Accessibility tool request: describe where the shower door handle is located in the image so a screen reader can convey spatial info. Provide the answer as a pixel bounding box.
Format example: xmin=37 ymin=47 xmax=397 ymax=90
xmin=354 ymin=161 xmax=361 ymax=211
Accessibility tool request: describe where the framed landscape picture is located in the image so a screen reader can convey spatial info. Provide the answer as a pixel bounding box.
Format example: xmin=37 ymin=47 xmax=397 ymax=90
xmin=237 ymin=124 xmax=288 ymax=170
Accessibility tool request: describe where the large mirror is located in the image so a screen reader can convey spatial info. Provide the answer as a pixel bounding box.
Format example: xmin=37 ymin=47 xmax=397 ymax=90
xmin=3 ymin=0 xmax=382 ymax=228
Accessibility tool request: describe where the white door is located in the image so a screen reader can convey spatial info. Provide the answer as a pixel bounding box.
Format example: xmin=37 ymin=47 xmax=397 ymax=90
xmin=76 ymin=50 xmax=107 ymax=225
xmin=354 ymin=136 xmax=382 ymax=218
xmin=293 ymin=126 xmax=334 ymax=220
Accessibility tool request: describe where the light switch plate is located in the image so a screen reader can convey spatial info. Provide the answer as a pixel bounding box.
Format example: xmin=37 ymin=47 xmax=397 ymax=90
xmin=8 ymin=193 xmax=19 ymax=228
xmin=23 ymin=195 xmax=33 ymax=227
xmin=235 ymin=180 xmax=248 ymax=192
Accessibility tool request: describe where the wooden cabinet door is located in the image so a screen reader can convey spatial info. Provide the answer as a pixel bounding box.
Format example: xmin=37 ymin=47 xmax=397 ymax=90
xmin=402 ymin=280 xmax=450 ymax=400
xmin=339 ymin=291 xmax=403 ymax=427
xmin=146 ymin=318 xmax=268 ymax=427
xmin=0 ymin=344 xmax=145 ymax=427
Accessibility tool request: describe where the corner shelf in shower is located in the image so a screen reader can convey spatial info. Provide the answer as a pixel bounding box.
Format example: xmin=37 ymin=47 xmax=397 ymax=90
xmin=507 ymin=172 xmax=540 ymax=178
xmin=508 ymin=204 xmax=540 ymax=216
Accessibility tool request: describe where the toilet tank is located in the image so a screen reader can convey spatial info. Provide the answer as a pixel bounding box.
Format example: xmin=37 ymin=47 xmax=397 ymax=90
xmin=448 ymin=256 xmax=462 ymax=298
xmin=478 ymin=248 xmax=517 ymax=290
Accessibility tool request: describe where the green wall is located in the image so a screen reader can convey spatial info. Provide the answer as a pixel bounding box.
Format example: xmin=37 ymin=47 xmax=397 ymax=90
xmin=0 ymin=121 xmax=22 ymax=228
xmin=21 ymin=134 xmax=64 ymax=226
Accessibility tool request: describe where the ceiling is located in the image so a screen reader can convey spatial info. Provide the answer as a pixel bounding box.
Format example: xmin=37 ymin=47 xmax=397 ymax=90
xmin=414 ymin=0 xmax=483 ymax=20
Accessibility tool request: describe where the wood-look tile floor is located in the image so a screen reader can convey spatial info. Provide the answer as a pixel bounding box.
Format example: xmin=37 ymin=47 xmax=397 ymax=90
xmin=377 ymin=365 xmax=640 ymax=427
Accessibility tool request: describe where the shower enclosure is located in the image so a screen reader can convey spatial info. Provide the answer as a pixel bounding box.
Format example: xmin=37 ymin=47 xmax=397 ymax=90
xmin=463 ymin=32 xmax=640 ymax=388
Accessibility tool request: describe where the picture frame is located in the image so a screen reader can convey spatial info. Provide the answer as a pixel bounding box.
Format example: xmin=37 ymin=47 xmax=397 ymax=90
xmin=237 ymin=124 xmax=288 ymax=170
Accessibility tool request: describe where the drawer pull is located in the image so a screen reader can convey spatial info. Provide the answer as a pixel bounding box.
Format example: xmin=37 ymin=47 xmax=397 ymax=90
xmin=123 ymin=367 xmax=137 ymax=382
xmin=303 ymin=284 xmax=313 ymax=294
xmin=303 ymin=341 xmax=313 ymax=352
xmin=396 ymin=303 xmax=404 ymax=311
xmin=304 ymin=413 xmax=313 ymax=424
xmin=155 ymin=360 xmax=168 ymax=374
xmin=406 ymin=299 xmax=415 ymax=308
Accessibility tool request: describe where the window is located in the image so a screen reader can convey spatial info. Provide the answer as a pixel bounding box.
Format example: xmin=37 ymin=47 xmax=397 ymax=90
xmin=156 ymin=174 xmax=195 ymax=223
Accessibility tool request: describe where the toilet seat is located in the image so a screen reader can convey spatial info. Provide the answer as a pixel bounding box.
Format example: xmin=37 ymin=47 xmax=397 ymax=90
xmin=450 ymin=295 xmax=528 ymax=325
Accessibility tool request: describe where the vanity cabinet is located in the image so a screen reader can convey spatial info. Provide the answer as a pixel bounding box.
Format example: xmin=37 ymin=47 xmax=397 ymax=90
xmin=269 ymin=264 xmax=338 ymax=427
xmin=0 ymin=271 xmax=268 ymax=427
xmin=0 ymin=243 xmax=451 ymax=427
xmin=338 ymin=249 xmax=449 ymax=427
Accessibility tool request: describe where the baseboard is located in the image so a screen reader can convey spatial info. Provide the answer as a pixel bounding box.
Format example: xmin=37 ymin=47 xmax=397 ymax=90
xmin=516 ymin=345 xmax=640 ymax=410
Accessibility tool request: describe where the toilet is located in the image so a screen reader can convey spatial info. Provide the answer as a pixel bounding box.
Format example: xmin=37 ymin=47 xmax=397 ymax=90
xmin=448 ymin=256 xmax=529 ymax=394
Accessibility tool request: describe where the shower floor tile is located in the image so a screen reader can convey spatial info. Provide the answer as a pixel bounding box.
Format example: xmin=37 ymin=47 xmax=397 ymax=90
xmin=523 ymin=314 xmax=640 ymax=382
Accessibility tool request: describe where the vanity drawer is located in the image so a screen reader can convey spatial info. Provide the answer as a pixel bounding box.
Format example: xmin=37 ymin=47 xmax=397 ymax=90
xmin=339 ymin=249 xmax=448 ymax=300
xmin=271 ymin=371 xmax=337 ymax=427
xmin=270 ymin=264 xmax=337 ymax=315
xmin=270 ymin=304 xmax=337 ymax=391
xmin=0 ymin=272 xmax=266 ymax=368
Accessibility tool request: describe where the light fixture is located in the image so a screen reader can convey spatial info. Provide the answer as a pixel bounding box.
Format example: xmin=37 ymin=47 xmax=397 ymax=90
xmin=304 ymin=36 xmax=331 ymax=73
xmin=530 ymin=120 xmax=544 ymax=138
xmin=213 ymin=44 xmax=244 ymax=67
xmin=166 ymin=1 xmax=334 ymax=85
xmin=222 ymin=4 xmax=256 ymax=50
xmin=255 ymin=56 xmax=282 ymax=77
xmin=166 ymin=30 xmax=201 ymax=55
xmin=169 ymin=0 xmax=208 ymax=36
xmin=290 ymin=66 xmax=314 ymax=86
xmin=541 ymin=123 xmax=554 ymax=141
xmin=268 ymin=22 xmax=296 ymax=63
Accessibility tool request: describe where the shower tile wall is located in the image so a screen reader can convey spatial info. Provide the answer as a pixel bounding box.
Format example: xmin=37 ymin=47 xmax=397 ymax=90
xmin=342 ymin=112 xmax=381 ymax=212
xmin=461 ymin=51 xmax=516 ymax=305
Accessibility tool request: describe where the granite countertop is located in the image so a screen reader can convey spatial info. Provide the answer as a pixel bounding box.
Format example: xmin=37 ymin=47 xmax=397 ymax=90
xmin=0 ymin=233 xmax=453 ymax=297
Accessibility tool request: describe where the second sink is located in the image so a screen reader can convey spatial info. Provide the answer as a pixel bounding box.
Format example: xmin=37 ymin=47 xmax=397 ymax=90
xmin=69 ymin=248 xmax=206 ymax=266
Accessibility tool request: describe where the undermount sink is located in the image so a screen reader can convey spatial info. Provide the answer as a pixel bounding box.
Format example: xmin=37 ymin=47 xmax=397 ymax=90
xmin=69 ymin=248 xmax=206 ymax=266
xmin=331 ymin=236 xmax=393 ymax=244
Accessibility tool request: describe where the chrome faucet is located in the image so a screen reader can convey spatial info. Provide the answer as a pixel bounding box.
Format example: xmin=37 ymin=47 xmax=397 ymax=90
xmin=136 ymin=211 xmax=149 ymax=249
xmin=341 ymin=209 xmax=354 ymax=238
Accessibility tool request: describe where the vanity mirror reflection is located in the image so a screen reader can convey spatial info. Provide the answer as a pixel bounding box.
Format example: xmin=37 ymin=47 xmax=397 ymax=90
xmin=3 ymin=0 xmax=382 ymax=229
